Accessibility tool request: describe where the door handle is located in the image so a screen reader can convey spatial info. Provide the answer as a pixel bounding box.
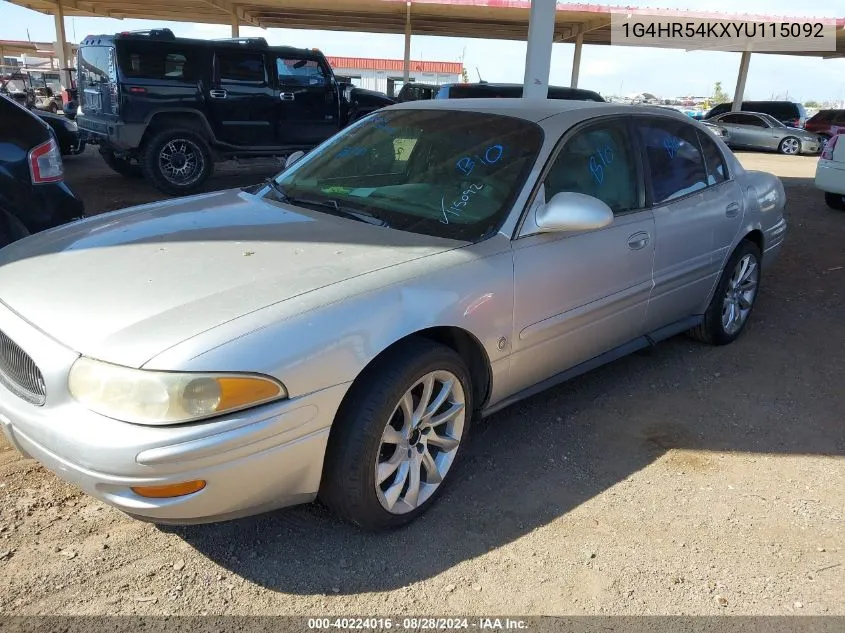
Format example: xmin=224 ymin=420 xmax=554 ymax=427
xmin=627 ymin=231 xmax=650 ymax=250
xmin=280 ymin=92 xmax=295 ymax=101
xmin=725 ymin=202 xmax=741 ymax=218
xmin=209 ymin=89 xmax=227 ymax=99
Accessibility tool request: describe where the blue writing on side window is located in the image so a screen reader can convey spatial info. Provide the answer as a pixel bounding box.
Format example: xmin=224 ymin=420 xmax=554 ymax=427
xmin=455 ymin=144 xmax=506 ymax=175
xmin=337 ymin=146 xmax=368 ymax=159
xmin=589 ymin=143 xmax=614 ymax=186
xmin=369 ymin=114 xmax=398 ymax=135
xmin=663 ymin=136 xmax=681 ymax=159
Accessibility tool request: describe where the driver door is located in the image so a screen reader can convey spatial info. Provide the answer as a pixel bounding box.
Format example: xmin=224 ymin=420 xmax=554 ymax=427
xmin=508 ymin=118 xmax=656 ymax=394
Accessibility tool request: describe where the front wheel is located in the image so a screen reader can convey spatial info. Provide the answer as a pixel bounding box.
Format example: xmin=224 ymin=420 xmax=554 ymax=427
xmin=778 ymin=136 xmax=801 ymax=155
xmin=140 ymin=128 xmax=213 ymax=196
xmin=320 ymin=338 xmax=473 ymax=530
xmin=48 ymin=102 xmax=58 ymax=114
xmin=688 ymin=240 xmax=762 ymax=345
xmin=825 ymin=192 xmax=845 ymax=211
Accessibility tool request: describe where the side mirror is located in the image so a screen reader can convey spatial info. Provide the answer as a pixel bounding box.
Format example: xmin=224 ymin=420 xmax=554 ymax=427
xmin=285 ymin=150 xmax=305 ymax=169
xmin=535 ymin=191 xmax=614 ymax=233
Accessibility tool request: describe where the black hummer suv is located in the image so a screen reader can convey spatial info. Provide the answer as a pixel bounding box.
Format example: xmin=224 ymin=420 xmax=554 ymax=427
xmin=75 ymin=29 xmax=395 ymax=195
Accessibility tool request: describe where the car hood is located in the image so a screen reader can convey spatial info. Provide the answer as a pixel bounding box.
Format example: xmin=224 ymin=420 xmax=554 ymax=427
xmin=0 ymin=188 xmax=461 ymax=367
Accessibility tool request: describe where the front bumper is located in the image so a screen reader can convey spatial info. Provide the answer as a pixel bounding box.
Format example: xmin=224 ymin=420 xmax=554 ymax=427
xmin=0 ymin=303 xmax=348 ymax=524
xmin=800 ymin=140 xmax=822 ymax=155
xmin=815 ymin=158 xmax=845 ymax=196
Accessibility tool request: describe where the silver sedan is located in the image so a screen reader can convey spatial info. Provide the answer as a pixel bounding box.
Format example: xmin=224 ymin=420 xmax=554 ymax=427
xmin=708 ymin=111 xmax=821 ymax=155
xmin=0 ymin=100 xmax=787 ymax=530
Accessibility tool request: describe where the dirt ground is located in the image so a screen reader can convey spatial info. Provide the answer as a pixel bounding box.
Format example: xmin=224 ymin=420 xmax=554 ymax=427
xmin=0 ymin=149 xmax=843 ymax=616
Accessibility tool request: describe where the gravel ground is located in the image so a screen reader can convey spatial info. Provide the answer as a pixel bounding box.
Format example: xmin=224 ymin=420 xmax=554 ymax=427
xmin=0 ymin=149 xmax=843 ymax=616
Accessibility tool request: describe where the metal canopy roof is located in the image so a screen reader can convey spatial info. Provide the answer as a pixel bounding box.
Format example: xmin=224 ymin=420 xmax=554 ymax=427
xmin=7 ymin=0 xmax=845 ymax=58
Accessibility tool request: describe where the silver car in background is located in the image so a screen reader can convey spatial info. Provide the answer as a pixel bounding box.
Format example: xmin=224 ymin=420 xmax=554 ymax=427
xmin=709 ymin=111 xmax=821 ymax=155
xmin=0 ymin=100 xmax=787 ymax=531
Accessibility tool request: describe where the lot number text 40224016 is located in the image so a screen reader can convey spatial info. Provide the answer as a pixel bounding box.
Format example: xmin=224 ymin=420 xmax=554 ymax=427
xmin=307 ymin=618 xmax=529 ymax=630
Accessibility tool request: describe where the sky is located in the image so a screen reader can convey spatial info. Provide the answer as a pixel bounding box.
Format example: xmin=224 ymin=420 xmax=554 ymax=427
xmin=1 ymin=0 xmax=843 ymax=102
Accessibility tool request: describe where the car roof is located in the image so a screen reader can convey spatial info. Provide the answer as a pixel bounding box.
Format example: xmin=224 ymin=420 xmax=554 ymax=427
xmin=81 ymin=32 xmax=319 ymax=57
xmin=385 ymin=98 xmax=692 ymax=124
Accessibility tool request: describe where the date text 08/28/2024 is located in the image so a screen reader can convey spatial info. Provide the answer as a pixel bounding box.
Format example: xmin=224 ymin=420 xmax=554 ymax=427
xmin=307 ymin=618 xmax=529 ymax=630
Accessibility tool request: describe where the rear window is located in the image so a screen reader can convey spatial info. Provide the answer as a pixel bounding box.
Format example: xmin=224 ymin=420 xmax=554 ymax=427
xmin=809 ymin=110 xmax=835 ymax=123
xmin=78 ymin=45 xmax=115 ymax=85
xmin=116 ymin=41 xmax=203 ymax=81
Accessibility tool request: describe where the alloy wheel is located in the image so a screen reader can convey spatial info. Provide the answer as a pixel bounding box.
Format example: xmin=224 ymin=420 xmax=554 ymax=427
xmin=781 ymin=138 xmax=800 ymax=155
xmin=158 ymin=138 xmax=205 ymax=186
xmin=375 ymin=370 xmax=466 ymax=514
xmin=722 ymin=253 xmax=759 ymax=335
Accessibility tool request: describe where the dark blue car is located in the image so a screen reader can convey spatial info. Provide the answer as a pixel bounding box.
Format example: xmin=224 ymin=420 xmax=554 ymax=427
xmin=0 ymin=94 xmax=85 ymax=247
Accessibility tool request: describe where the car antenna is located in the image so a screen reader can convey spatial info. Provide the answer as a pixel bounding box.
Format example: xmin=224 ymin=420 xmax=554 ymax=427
xmin=476 ymin=67 xmax=485 ymax=83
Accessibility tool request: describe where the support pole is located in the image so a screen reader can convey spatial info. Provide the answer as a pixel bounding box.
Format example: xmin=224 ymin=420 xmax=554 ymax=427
xmin=522 ymin=0 xmax=556 ymax=98
xmin=570 ymin=31 xmax=583 ymax=89
xmin=403 ymin=1 xmax=411 ymax=84
xmin=231 ymin=11 xmax=240 ymax=38
xmin=53 ymin=0 xmax=70 ymax=90
xmin=732 ymin=50 xmax=751 ymax=112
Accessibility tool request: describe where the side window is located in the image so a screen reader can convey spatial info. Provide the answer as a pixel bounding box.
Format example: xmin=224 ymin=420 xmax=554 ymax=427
xmin=637 ymin=119 xmax=708 ymax=204
xmin=218 ymin=52 xmax=266 ymax=84
xmin=118 ymin=43 xmax=199 ymax=81
xmin=697 ymin=131 xmax=728 ymax=185
xmin=276 ymin=57 xmax=326 ymax=86
xmin=719 ymin=114 xmax=745 ymax=125
xmin=543 ymin=122 xmax=639 ymax=214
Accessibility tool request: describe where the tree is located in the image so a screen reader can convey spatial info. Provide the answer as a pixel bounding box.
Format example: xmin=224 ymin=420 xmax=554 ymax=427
xmin=805 ymin=100 xmax=820 ymax=109
xmin=461 ymin=67 xmax=469 ymax=84
xmin=711 ymin=81 xmax=730 ymax=104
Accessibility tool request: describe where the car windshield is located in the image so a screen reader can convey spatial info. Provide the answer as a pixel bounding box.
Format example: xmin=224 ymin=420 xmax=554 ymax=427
xmin=268 ymin=109 xmax=544 ymax=242
xmin=761 ymin=114 xmax=786 ymax=128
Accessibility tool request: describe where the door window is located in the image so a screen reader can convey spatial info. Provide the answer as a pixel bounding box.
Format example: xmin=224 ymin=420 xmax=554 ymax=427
xmin=697 ymin=130 xmax=728 ymax=185
xmin=218 ymin=52 xmax=266 ymax=84
xmin=637 ymin=119 xmax=709 ymax=204
xmin=543 ymin=121 xmax=640 ymax=214
xmin=276 ymin=57 xmax=327 ymax=86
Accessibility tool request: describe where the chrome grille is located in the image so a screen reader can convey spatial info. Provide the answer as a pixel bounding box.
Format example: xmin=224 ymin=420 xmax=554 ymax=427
xmin=0 ymin=330 xmax=46 ymax=406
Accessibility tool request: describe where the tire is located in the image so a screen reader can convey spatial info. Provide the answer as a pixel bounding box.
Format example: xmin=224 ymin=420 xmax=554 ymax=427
xmin=825 ymin=192 xmax=845 ymax=211
xmin=688 ymin=240 xmax=762 ymax=346
xmin=140 ymin=127 xmax=213 ymax=196
xmin=319 ymin=338 xmax=473 ymax=531
xmin=778 ymin=136 xmax=801 ymax=155
xmin=0 ymin=211 xmax=30 ymax=248
xmin=48 ymin=102 xmax=58 ymax=114
xmin=100 ymin=147 xmax=142 ymax=178
xmin=71 ymin=140 xmax=86 ymax=156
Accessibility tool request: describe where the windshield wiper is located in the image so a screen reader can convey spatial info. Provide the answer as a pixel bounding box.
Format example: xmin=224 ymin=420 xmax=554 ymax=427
xmin=262 ymin=178 xmax=387 ymax=226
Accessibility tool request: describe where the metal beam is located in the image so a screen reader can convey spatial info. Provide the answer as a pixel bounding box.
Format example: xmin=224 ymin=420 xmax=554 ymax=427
xmin=570 ymin=30 xmax=583 ymax=88
xmin=403 ymin=1 xmax=411 ymax=83
xmin=522 ymin=0 xmax=556 ymax=98
xmin=732 ymin=49 xmax=751 ymax=111
xmin=52 ymin=0 xmax=71 ymax=89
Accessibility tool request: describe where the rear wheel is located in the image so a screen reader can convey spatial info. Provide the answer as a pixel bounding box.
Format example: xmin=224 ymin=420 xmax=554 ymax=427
xmin=140 ymin=128 xmax=213 ymax=196
xmin=48 ymin=102 xmax=58 ymax=114
xmin=0 ymin=210 xmax=30 ymax=248
xmin=99 ymin=147 xmax=142 ymax=178
xmin=778 ymin=136 xmax=801 ymax=155
xmin=688 ymin=240 xmax=761 ymax=346
xmin=825 ymin=192 xmax=845 ymax=211
xmin=320 ymin=338 xmax=473 ymax=530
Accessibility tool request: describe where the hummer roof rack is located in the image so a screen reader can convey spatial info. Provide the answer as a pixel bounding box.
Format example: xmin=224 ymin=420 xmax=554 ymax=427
xmin=211 ymin=37 xmax=269 ymax=47
xmin=117 ymin=28 xmax=176 ymax=39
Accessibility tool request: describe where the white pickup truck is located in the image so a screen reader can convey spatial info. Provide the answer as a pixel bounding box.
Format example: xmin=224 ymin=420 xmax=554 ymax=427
xmin=815 ymin=132 xmax=845 ymax=210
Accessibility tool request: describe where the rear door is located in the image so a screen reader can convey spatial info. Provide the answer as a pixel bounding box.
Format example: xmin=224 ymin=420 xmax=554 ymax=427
xmin=208 ymin=49 xmax=276 ymax=146
xmin=635 ymin=116 xmax=743 ymax=330
xmin=273 ymin=54 xmax=340 ymax=145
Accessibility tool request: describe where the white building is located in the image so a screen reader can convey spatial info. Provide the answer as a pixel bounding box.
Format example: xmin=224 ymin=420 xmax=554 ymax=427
xmin=325 ymin=56 xmax=463 ymax=98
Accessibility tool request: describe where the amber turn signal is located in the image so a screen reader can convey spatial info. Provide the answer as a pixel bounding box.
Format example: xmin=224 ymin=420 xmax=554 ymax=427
xmin=131 ymin=480 xmax=207 ymax=498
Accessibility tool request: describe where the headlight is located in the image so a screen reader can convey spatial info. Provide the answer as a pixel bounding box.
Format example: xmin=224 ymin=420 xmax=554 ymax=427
xmin=65 ymin=120 xmax=78 ymax=132
xmin=68 ymin=357 xmax=287 ymax=425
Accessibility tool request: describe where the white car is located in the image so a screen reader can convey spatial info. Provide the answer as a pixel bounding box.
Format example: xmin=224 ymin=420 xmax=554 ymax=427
xmin=815 ymin=133 xmax=845 ymax=210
